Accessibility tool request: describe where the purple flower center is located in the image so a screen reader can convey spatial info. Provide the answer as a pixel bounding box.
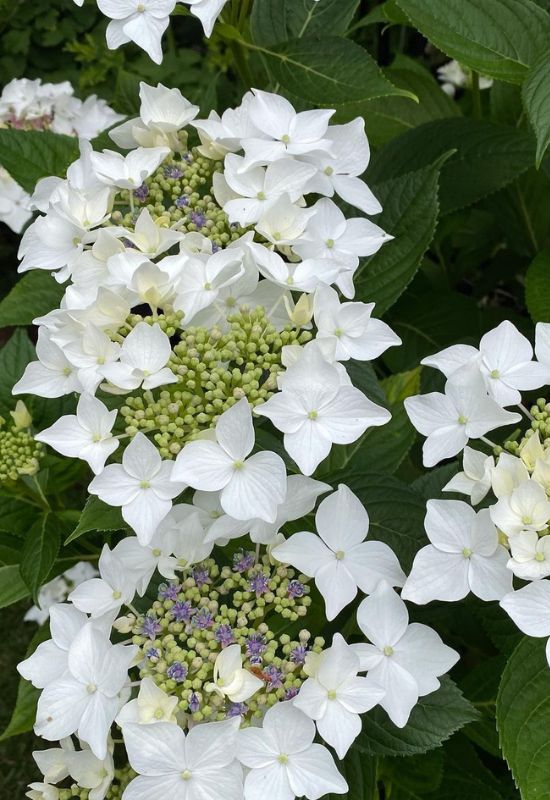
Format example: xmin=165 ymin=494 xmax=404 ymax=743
xmin=164 ymin=166 xmax=183 ymax=179
xmin=290 ymin=645 xmax=308 ymax=665
xmin=188 ymin=692 xmax=200 ymax=713
xmin=215 ymin=624 xmax=235 ymax=648
xmin=227 ymin=702 xmax=248 ymax=718
xmin=193 ymin=607 xmax=213 ymax=629
xmin=189 ymin=211 xmax=206 ymax=229
xmin=167 ymin=662 xmax=188 ymax=682
xmin=146 ymin=647 xmax=160 ymax=660
xmin=176 ymin=196 xmax=189 ymax=208
xmin=245 ymin=633 xmax=267 ymax=664
xmin=192 ymin=567 xmax=210 ymax=588
xmin=249 ymin=573 xmax=270 ymax=596
xmin=159 ymin=583 xmax=180 ymax=601
xmin=233 ymin=551 xmax=255 ymax=573
xmin=263 ymin=665 xmax=283 ymax=690
xmin=287 ymin=580 xmax=305 ymax=598
xmin=141 ymin=616 xmax=162 ymax=640
xmin=285 ymin=687 xmax=299 ymax=700
xmin=171 ymin=600 xmax=196 ymax=623
xmin=134 ymin=183 xmax=149 ymax=201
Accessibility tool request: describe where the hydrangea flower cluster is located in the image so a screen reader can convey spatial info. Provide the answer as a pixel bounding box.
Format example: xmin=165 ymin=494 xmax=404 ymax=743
xmin=15 ymin=83 xmax=464 ymax=800
xmin=404 ymin=320 xmax=550 ymax=664
xmin=0 ymin=78 xmax=123 ymax=233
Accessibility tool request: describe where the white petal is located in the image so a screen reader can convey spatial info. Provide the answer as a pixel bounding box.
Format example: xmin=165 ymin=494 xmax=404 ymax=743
xmin=401 ymin=547 xmax=470 ymax=605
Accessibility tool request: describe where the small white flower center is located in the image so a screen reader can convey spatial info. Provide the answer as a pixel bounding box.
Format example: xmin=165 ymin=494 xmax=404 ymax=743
xmin=383 ymin=646 xmax=394 ymax=657
xmin=490 ymin=369 xmax=500 ymax=379
xmin=281 ymin=134 xmax=290 ymax=144
xmin=62 ymin=366 xmax=72 ymax=377
xmin=140 ymin=480 xmax=151 ymax=489
xmin=112 ymin=590 xmax=122 ymax=599
xmin=233 ymin=460 xmax=244 ymax=470
xmin=181 ymin=769 xmax=192 ymax=781
xmin=324 ymin=166 xmax=334 ymax=176
xmin=154 ymin=707 xmax=165 ymax=719
xmin=257 ymin=191 xmax=266 ymax=200
xmin=152 ymin=548 xmax=162 ymax=557
xmin=86 ymin=683 xmax=97 ymax=694
xmin=462 ymin=547 xmax=472 ymax=558
xmin=325 ymin=238 xmax=335 ymax=249
xmin=522 ymin=515 xmax=533 ymax=525
xmin=536 ymin=552 xmax=546 ymax=562
xmin=335 ymin=550 xmax=345 ymax=560
xmin=457 ymin=414 xmax=468 ymax=425
xmin=308 ymin=410 xmax=318 ymax=420
xmin=277 ymin=753 xmax=289 ymax=764
xmin=327 ymin=689 xmax=337 ymax=700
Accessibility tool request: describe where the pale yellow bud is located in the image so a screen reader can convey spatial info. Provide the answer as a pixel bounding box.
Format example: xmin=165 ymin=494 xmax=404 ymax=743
xmin=10 ymin=401 xmax=32 ymax=430
xmin=285 ymin=293 xmax=313 ymax=327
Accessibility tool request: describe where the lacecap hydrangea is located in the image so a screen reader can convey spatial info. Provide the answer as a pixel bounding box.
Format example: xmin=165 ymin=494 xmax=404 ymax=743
xmin=16 ymin=83 xmax=462 ymax=800
xmin=0 ymin=78 xmax=123 ymax=234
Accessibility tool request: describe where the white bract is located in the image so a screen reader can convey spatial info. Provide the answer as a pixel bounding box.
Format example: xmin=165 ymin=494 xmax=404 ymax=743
xmin=507 ymin=532 xmax=550 ymax=580
xmin=273 ymin=484 xmax=405 ymax=620
xmin=173 ymin=398 xmax=287 ymax=523
xmin=35 ymin=624 xmax=137 ymax=759
xmin=101 ymin=322 xmax=177 ymax=391
xmin=442 ymin=446 xmax=493 ymax=504
xmin=256 ymin=345 xmax=390 ymax=475
xmin=89 ymin=433 xmax=185 ymax=543
xmin=354 ymin=582 xmax=459 ymax=727
xmin=123 ymin=718 xmax=242 ymax=800
xmin=421 ymin=321 xmax=550 ymax=407
xmin=294 ymin=633 xmax=384 ymax=758
xmin=313 ymin=283 xmax=401 ymax=361
xmin=402 ymin=500 xmax=512 ymax=604
xmin=237 ymin=701 xmax=348 ymax=800
xmin=35 ymin=394 xmax=118 ymax=474
xmin=404 ymin=366 xmax=521 ymax=467
xmin=69 ymin=545 xmax=138 ymax=618
xmin=205 ymin=644 xmax=263 ymax=703
xmin=501 ymin=580 xmax=550 ymax=665
xmin=490 ymin=479 xmax=550 ymax=536
xmin=116 ymin=677 xmax=178 ymax=727
xmin=97 ymin=0 xmax=176 ymax=65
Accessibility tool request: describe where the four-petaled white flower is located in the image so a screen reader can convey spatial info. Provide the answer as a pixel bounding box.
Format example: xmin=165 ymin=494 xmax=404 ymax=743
xmin=490 ymin=479 xmax=550 ymax=536
xmin=35 ymin=624 xmax=137 ymax=759
xmin=97 ymin=0 xmax=177 ymax=65
xmin=35 ymin=394 xmax=118 ymax=475
xmin=116 ymin=677 xmax=178 ymax=727
xmin=173 ymin=398 xmax=287 ymax=523
xmin=313 ymin=283 xmax=400 ymax=361
xmin=89 ymin=432 xmax=185 ymax=543
xmin=101 ymin=322 xmax=178 ymax=392
xmin=90 ymin=146 xmax=170 ymax=189
xmin=402 ymin=499 xmax=512 ymax=604
xmin=256 ymin=344 xmax=390 ymax=475
xmin=353 ymin=581 xmax=459 ymax=727
xmin=404 ymin=365 xmax=521 ymax=467
xmin=294 ymin=633 xmax=384 ymax=758
xmin=69 ymin=544 xmax=138 ymax=617
xmin=237 ymin=701 xmax=348 ymax=800
xmin=507 ymin=531 xmax=550 ymax=580
xmin=13 ymin=329 xmax=82 ymax=398
xmin=122 ymin=718 xmax=242 ymax=800
xmin=205 ymin=644 xmax=263 ymax=703
xmin=273 ymin=484 xmax=405 ymax=620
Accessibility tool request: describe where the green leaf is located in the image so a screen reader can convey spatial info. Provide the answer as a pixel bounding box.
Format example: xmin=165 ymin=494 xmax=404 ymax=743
xmin=0 ymin=564 xmax=30 ymax=609
xmin=380 ymin=750 xmax=444 ymax=797
xmin=253 ymin=36 xmax=416 ymax=106
xmin=418 ymin=735 xmax=507 ymax=800
xmin=20 ymin=514 xmax=60 ymax=602
xmin=525 ymin=249 xmax=550 ymax=322
xmin=112 ymin=70 xmax=141 ymax=116
xmin=393 ymin=0 xmax=550 ymax=84
xmin=358 ymin=57 xmax=460 ymax=147
xmin=327 ymin=747 xmax=378 ymax=800
xmin=523 ymin=52 xmax=550 ymax=166
xmin=354 ymin=155 xmax=446 ymax=315
xmin=356 ymin=676 xmax=478 ymax=756
xmin=66 ymin=495 xmax=127 ymax=544
xmin=0 ymin=271 xmax=66 ymax=328
xmin=0 ymin=329 xmax=35 ymax=418
xmin=0 ymin=624 xmax=50 ymax=740
xmin=369 ymin=119 xmax=536 ymax=214
xmin=459 ymin=656 xmax=505 ymax=757
xmin=0 ymin=129 xmax=80 ymax=193
xmin=0 ymin=493 xmax=41 ymax=537
xmin=497 ymin=637 xmax=550 ymax=799
xmin=250 ymin=0 xmax=360 ymax=46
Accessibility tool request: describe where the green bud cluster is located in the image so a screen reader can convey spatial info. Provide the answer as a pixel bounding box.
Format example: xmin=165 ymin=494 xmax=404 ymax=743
xmin=505 ymin=398 xmax=550 ymax=453
xmin=119 ymin=307 xmax=311 ymax=457
xmin=0 ymin=415 xmax=43 ymax=482
xmin=107 ymin=149 xmax=245 ymax=249
xmin=130 ymin=554 xmax=323 ymax=725
xmin=57 ymin=765 xmax=135 ymax=799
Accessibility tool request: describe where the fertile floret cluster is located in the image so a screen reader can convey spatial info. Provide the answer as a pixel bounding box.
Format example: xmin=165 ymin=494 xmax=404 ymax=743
xmin=0 ymin=401 xmax=43 ymax=481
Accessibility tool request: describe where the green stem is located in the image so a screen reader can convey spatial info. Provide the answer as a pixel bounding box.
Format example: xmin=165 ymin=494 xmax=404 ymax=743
xmin=31 ymin=475 xmax=51 ymax=511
